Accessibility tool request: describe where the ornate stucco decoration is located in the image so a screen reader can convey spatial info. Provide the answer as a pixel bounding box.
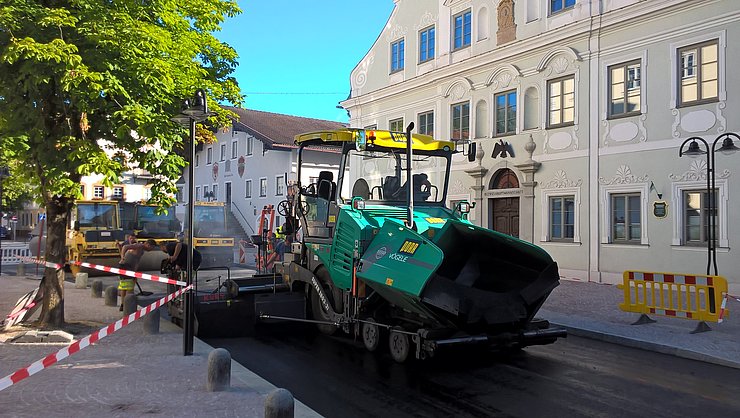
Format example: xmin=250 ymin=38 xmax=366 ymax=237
xmin=485 ymin=64 xmax=521 ymax=91
xmin=535 ymin=46 xmax=582 ymax=77
xmin=386 ymin=23 xmax=408 ymax=42
xmin=669 ymin=160 xmax=731 ymax=182
xmin=671 ymin=103 xmax=727 ymax=138
xmin=351 ymin=53 xmax=375 ymax=91
xmin=543 ymin=170 xmax=582 ymax=189
xmin=497 ymin=0 xmax=516 ymax=45
xmin=450 ymin=178 xmax=466 ymax=194
xmin=414 ymin=11 xmax=437 ymax=31
xmin=442 ymin=77 xmax=475 ymax=100
xmin=598 ymin=165 xmax=649 ymax=185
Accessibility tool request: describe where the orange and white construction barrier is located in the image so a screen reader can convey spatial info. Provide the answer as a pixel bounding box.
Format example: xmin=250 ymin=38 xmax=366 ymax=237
xmin=0 ymin=284 xmax=192 ymax=392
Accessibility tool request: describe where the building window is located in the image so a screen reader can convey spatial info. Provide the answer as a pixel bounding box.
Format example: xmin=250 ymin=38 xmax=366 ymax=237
xmin=207 ymin=147 xmax=213 ymax=164
xmin=246 ymin=137 xmax=253 ymax=156
xmin=176 ymin=187 xmax=184 ymax=203
xmin=683 ymin=190 xmax=717 ymax=246
xmin=453 ymin=10 xmax=471 ymax=50
xmin=259 ymin=178 xmax=267 ymax=197
xmin=231 ymin=141 xmax=238 ymax=159
xmin=391 ymin=38 xmax=404 ymax=73
xmin=80 ymin=185 xmax=85 ymax=198
xmin=196 ymin=186 xmax=201 ymax=201
xmin=611 ymin=193 xmax=641 ymax=243
xmin=364 ymin=124 xmax=377 ymax=130
xmin=93 ymin=186 xmax=104 ymax=199
xmin=245 ymin=180 xmax=252 ymax=198
xmin=494 ymin=90 xmax=517 ymax=136
xmin=220 ymin=144 xmax=226 ymax=161
xmin=547 ymin=75 xmax=575 ymax=128
xmin=451 ymin=102 xmax=470 ymax=140
xmin=212 ymin=184 xmax=218 ymax=201
xmin=389 ymin=118 xmax=404 ymax=132
xmin=609 ymin=60 xmax=641 ymax=118
xmin=112 ymin=187 xmax=124 ymax=200
xmin=418 ymin=111 xmax=434 ymax=136
xmin=550 ymin=0 xmax=575 ymax=14
xmin=678 ymin=40 xmax=718 ymax=106
xmin=419 ymin=26 xmax=435 ymax=63
xmin=203 ymin=185 xmax=209 ymax=200
xmin=276 ymin=175 xmax=284 ymax=196
xmin=195 ymin=154 xmax=199 ymax=167
xmin=549 ymin=196 xmax=575 ymax=241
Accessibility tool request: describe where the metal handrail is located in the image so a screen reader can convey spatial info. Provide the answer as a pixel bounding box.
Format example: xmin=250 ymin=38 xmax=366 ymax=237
xmin=230 ymin=201 xmax=255 ymax=234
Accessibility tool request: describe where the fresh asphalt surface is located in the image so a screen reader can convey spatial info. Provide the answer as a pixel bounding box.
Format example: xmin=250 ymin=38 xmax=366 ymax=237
xmin=207 ymin=325 xmax=740 ymax=417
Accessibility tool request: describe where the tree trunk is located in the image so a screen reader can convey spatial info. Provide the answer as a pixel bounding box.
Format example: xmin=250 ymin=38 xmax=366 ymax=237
xmin=39 ymin=195 xmax=73 ymax=328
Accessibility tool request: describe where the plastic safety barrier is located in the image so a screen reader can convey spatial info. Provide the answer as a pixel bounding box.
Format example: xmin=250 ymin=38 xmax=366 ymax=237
xmin=619 ymin=270 xmax=729 ymax=332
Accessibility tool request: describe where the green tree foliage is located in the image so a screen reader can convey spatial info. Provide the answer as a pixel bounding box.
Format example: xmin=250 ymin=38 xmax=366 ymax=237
xmin=0 ymin=0 xmax=243 ymax=326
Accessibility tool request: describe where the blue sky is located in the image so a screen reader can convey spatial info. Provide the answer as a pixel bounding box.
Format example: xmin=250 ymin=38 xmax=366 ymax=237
xmin=217 ymin=1 xmax=395 ymax=123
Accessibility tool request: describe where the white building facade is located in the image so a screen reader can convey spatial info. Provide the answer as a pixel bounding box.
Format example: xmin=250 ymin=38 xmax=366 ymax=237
xmin=341 ymin=0 xmax=740 ymax=292
xmin=182 ymin=108 xmax=345 ymax=238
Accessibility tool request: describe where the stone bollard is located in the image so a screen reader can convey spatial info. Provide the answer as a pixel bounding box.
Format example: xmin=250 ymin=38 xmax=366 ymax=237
xmin=206 ymin=348 xmax=231 ymax=392
xmin=104 ymin=286 xmax=118 ymax=307
xmin=142 ymin=308 xmax=160 ymax=334
xmin=75 ymin=272 xmax=88 ymax=289
xmin=123 ymin=294 xmax=138 ymax=316
xmin=265 ymin=388 xmax=294 ymax=418
xmin=17 ymin=262 xmax=25 ymax=276
xmin=91 ymin=280 xmax=103 ymax=298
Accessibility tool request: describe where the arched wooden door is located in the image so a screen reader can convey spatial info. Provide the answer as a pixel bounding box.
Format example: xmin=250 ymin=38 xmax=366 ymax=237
xmin=488 ymin=169 xmax=520 ymax=237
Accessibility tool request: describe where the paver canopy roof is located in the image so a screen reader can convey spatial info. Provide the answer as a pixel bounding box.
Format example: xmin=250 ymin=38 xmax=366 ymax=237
xmin=226 ymin=106 xmax=346 ymax=149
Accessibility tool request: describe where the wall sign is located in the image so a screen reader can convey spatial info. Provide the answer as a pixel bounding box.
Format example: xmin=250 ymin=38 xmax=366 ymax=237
xmin=653 ymin=200 xmax=667 ymax=219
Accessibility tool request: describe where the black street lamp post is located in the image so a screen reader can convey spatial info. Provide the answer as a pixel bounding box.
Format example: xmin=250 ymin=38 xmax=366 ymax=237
xmin=171 ymin=89 xmax=213 ymax=356
xmin=678 ymin=133 xmax=740 ymax=276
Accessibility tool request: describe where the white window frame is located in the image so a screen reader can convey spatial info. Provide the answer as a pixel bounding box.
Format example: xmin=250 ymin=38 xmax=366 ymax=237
xmin=93 ymin=185 xmax=104 ymax=199
xmin=231 ymin=141 xmax=238 ymax=159
xmin=419 ymin=26 xmax=435 ymax=63
xmin=195 ymin=154 xmax=200 ymax=167
xmin=452 ymin=9 xmax=472 ymax=51
xmin=196 ymin=186 xmax=201 ymax=201
xmin=245 ymin=180 xmax=252 ymax=198
xmin=390 ymin=38 xmax=405 ymax=73
xmin=669 ymin=31 xmax=726 ymax=109
xmin=541 ymin=188 xmax=581 ymax=244
xmin=246 ymin=137 xmax=254 ymax=156
xmin=259 ymin=177 xmax=267 ymax=197
xmin=546 ymin=75 xmax=576 ymax=129
xmin=671 ymin=179 xmax=729 ymax=248
xmin=550 ymin=0 xmax=576 ymax=15
xmin=203 ymin=185 xmax=209 ymax=199
xmin=600 ymin=184 xmax=649 ymax=245
xmin=276 ymin=175 xmax=284 ymax=196
xmin=450 ymin=101 xmax=471 ymax=140
xmin=607 ymin=60 xmax=642 ymax=119
xmin=389 ymin=118 xmax=404 ymax=132
xmin=207 ymin=147 xmax=213 ymax=165
xmin=418 ymin=111 xmax=434 ymax=136
xmin=494 ymin=89 xmax=517 ymax=137
xmin=220 ymin=144 xmax=226 ymax=162
xmin=112 ymin=186 xmax=124 ymax=200
xmin=212 ymin=184 xmax=218 ymax=201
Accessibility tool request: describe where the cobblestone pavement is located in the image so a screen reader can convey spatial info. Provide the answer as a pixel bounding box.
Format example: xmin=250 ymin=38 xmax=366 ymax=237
xmin=0 ymin=271 xmax=319 ymax=418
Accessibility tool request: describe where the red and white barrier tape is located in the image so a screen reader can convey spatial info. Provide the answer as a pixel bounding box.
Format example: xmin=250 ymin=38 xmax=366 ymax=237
xmin=15 ymin=256 xmax=187 ymax=287
xmin=718 ymin=294 xmax=728 ymax=323
xmin=15 ymin=256 xmax=64 ymax=270
xmin=0 ymin=284 xmax=192 ymax=392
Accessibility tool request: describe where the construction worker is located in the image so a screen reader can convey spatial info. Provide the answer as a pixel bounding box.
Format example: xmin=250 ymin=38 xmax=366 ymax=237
xmin=118 ymin=239 xmax=157 ymax=311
